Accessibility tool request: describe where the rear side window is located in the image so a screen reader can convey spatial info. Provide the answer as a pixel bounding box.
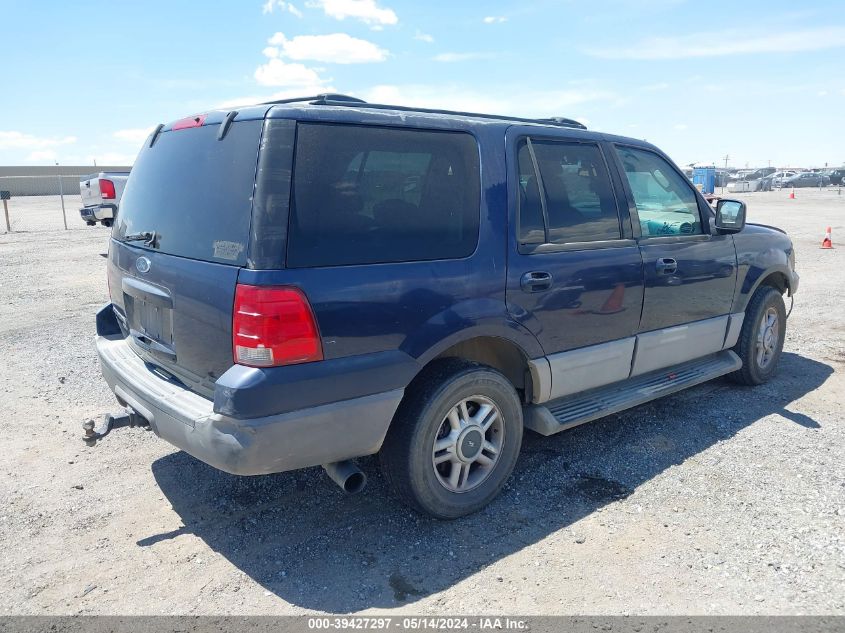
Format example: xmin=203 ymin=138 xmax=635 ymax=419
xmin=287 ymin=124 xmax=480 ymax=268
xmin=114 ymin=121 xmax=262 ymax=265
xmin=517 ymin=139 xmax=621 ymax=245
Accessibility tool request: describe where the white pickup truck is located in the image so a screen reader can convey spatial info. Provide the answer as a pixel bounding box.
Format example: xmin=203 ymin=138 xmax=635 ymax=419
xmin=79 ymin=172 xmax=129 ymax=227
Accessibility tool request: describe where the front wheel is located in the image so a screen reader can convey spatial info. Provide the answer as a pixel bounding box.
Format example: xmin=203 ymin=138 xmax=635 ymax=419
xmin=380 ymin=359 xmax=523 ymax=519
xmin=728 ymin=286 xmax=787 ymax=385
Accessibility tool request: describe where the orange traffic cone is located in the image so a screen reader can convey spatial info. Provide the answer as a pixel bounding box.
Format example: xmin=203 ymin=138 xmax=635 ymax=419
xmin=789 ymin=187 xmax=796 ymax=199
xmin=821 ymin=227 xmax=833 ymax=249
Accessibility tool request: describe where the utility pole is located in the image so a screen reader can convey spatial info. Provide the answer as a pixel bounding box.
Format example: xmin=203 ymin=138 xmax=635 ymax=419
xmin=722 ymin=154 xmax=729 ymax=194
xmin=56 ymin=161 xmax=67 ymax=230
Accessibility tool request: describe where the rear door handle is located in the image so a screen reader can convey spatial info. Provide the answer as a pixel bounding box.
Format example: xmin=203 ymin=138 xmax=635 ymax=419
xmin=655 ymin=258 xmax=678 ymax=275
xmin=520 ymin=271 xmax=553 ymax=292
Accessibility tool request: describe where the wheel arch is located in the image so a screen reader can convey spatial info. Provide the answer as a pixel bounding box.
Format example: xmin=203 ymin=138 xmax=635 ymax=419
xmin=401 ymin=325 xmax=542 ymax=410
xmin=735 ymin=265 xmax=794 ymax=312
xmin=431 ymin=336 xmax=532 ymax=397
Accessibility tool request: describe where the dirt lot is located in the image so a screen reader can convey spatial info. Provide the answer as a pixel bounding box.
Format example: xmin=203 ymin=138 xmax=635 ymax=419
xmin=1 ymin=189 xmax=843 ymax=615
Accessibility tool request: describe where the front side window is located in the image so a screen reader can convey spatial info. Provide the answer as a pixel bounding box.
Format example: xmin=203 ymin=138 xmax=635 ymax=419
xmin=617 ymin=146 xmax=703 ymax=237
xmin=517 ymin=139 xmax=621 ymax=245
xmin=288 ymin=124 xmax=480 ymax=268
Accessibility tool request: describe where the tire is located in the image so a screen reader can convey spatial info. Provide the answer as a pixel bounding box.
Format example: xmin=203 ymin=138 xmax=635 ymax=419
xmin=379 ymin=359 xmax=523 ymax=519
xmin=728 ymin=286 xmax=786 ymax=385
xmin=101 ymin=219 xmax=113 ymax=228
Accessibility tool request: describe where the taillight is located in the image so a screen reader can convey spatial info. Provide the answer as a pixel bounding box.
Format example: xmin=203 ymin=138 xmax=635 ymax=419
xmin=99 ymin=179 xmax=116 ymax=199
xmin=233 ymin=284 xmax=323 ymax=367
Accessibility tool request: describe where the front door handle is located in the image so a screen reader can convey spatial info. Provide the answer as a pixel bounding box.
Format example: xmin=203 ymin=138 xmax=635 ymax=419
xmin=655 ymin=258 xmax=678 ymax=275
xmin=520 ymin=271 xmax=553 ymax=292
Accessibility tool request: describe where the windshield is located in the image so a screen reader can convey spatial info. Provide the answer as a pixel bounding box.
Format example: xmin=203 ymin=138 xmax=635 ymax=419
xmin=113 ymin=120 xmax=262 ymax=266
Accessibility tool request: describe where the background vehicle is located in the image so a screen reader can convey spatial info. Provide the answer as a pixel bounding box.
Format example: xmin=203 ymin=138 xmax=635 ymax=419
xmin=79 ymin=172 xmax=129 ymax=227
xmin=821 ymin=168 xmax=845 ymax=185
xmin=728 ymin=167 xmax=774 ymax=193
xmin=770 ymin=170 xmax=798 ymax=188
xmin=94 ymin=95 xmax=798 ymax=519
xmin=782 ymin=172 xmax=830 ymax=188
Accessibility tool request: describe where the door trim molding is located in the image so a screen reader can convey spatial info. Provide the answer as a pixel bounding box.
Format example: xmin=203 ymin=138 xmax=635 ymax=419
xmin=529 ymin=314 xmax=737 ymax=404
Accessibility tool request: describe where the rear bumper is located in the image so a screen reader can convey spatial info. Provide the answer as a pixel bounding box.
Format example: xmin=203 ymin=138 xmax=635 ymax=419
xmin=80 ymin=204 xmax=116 ymax=221
xmin=95 ymin=334 xmax=403 ymax=475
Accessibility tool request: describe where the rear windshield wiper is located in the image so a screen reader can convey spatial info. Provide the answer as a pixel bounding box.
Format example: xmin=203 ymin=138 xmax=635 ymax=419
xmin=122 ymin=231 xmax=157 ymax=247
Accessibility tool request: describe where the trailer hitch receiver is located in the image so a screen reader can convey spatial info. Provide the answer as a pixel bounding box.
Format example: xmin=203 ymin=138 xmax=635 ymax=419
xmin=82 ymin=409 xmax=149 ymax=446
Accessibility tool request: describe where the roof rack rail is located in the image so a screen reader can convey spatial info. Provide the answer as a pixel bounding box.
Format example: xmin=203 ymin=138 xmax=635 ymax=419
xmin=261 ymin=94 xmax=588 ymax=130
xmin=541 ymin=116 xmax=587 ymax=128
xmin=316 ymin=99 xmax=589 ymax=130
xmin=260 ymin=93 xmax=366 ymax=106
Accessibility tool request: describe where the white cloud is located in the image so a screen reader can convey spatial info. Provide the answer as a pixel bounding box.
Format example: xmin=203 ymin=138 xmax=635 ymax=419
xmin=254 ymin=57 xmax=328 ymax=86
xmin=673 ymin=123 xmax=688 ymax=131
xmin=112 ymin=127 xmax=155 ymax=144
xmin=306 ymin=0 xmax=397 ymax=25
xmin=267 ymin=32 xmax=388 ymax=63
xmin=0 ymin=131 xmax=76 ymax=150
xmin=483 ymin=16 xmax=507 ymax=24
xmin=414 ymin=30 xmax=434 ymax=43
xmin=433 ymin=52 xmax=496 ymax=62
xmin=262 ymin=0 xmax=303 ymax=17
xmin=587 ymin=26 xmax=845 ymax=59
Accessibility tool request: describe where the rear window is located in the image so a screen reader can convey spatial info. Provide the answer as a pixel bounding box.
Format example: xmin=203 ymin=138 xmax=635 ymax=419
xmin=287 ymin=123 xmax=480 ymax=268
xmin=114 ymin=120 xmax=262 ymax=265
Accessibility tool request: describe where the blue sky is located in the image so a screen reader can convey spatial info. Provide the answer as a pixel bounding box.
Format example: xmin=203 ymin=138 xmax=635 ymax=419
xmin=1 ymin=0 xmax=843 ymax=168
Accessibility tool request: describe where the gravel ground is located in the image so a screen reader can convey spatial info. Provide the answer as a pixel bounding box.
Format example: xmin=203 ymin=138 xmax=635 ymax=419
xmin=1 ymin=189 xmax=843 ymax=615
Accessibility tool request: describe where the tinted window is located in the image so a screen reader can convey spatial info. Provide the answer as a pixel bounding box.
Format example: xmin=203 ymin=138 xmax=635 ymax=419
xmin=617 ymin=146 xmax=702 ymax=236
xmin=517 ymin=139 xmax=621 ymax=245
xmin=114 ymin=121 xmax=262 ymax=265
xmin=517 ymin=141 xmax=544 ymax=244
xmin=287 ymin=124 xmax=480 ymax=268
xmin=532 ymin=141 xmax=621 ymax=243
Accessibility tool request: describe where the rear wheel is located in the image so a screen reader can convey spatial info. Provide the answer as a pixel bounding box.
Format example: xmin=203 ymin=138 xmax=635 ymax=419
xmin=380 ymin=359 xmax=523 ymax=519
xmin=728 ymin=286 xmax=786 ymax=385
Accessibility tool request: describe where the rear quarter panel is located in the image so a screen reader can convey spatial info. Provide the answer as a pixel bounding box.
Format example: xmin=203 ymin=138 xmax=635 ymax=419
xmin=238 ymin=116 xmax=544 ymax=369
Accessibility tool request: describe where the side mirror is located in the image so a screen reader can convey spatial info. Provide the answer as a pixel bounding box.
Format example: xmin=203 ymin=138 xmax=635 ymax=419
xmin=715 ymin=199 xmax=746 ymax=233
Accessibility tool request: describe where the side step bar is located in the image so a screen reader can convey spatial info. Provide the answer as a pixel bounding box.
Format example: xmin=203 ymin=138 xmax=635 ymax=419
xmin=524 ymin=350 xmax=741 ymax=436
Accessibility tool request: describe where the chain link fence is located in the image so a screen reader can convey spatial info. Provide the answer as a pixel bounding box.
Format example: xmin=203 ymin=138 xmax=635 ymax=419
xmin=0 ymin=169 xmax=127 ymax=234
xmin=1 ymin=192 xmax=89 ymax=233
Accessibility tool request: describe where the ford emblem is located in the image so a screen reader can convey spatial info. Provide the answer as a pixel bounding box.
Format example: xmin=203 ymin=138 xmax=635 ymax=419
xmin=136 ymin=256 xmax=151 ymax=274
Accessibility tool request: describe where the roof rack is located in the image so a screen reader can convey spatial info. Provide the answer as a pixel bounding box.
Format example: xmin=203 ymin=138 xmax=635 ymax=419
xmin=260 ymin=93 xmax=366 ymax=106
xmin=260 ymin=93 xmax=588 ymax=130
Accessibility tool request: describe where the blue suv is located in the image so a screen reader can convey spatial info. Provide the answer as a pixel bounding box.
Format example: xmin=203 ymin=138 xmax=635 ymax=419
xmin=94 ymin=94 xmax=798 ymax=518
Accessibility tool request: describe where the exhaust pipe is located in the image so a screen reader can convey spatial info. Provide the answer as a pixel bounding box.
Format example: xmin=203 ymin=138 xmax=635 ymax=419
xmin=322 ymin=460 xmax=367 ymax=494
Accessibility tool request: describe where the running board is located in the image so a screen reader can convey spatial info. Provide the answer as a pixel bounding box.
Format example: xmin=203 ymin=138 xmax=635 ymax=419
xmin=524 ymin=350 xmax=741 ymax=436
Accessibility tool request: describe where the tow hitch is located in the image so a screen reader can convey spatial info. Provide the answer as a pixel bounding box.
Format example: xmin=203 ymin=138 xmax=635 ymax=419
xmin=82 ymin=409 xmax=149 ymax=446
